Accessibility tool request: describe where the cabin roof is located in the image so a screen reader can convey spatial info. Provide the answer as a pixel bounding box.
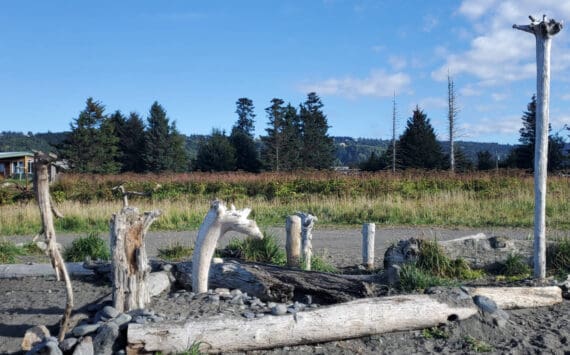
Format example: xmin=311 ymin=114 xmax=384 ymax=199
xmin=0 ymin=151 xmax=34 ymax=159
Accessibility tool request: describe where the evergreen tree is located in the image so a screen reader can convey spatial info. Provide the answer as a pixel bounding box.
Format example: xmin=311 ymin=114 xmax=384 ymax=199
xmin=299 ymin=92 xmax=335 ymax=169
xmin=514 ymin=95 xmax=564 ymax=171
xmin=121 ymin=112 xmax=146 ymax=172
xmin=359 ymin=151 xmax=388 ymax=171
xmin=194 ymin=129 xmax=236 ymax=171
xmin=280 ymin=103 xmax=303 ymax=170
xmin=61 ymin=98 xmax=120 ymax=173
xmin=233 ymin=98 xmax=256 ymax=137
xmin=261 ymin=98 xmax=286 ymax=171
xmin=477 ymin=150 xmax=495 ymax=171
xmin=143 ymin=102 xmax=188 ymax=172
xmin=230 ymin=98 xmax=261 ymax=172
xmin=398 ymin=106 xmax=445 ymax=169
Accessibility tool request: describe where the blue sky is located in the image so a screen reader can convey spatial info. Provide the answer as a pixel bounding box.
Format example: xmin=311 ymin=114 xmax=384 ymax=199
xmin=1 ymin=1 xmax=570 ymax=144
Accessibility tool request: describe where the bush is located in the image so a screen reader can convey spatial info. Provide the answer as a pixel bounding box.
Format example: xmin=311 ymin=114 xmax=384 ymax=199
xmin=221 ymin=233 xmax=286 ymax=265
xmin=548 ymin=238 xmax=570 ymax=273
xmin=501 ymin=253 xmax=531 ymax=277
xmin=417 ymin=240 xmax=480 ymax=279
xmin=0 ymin=240 xmax=24 ymax=264
xmin=399 ymin=263 xmax=454 ymax=292
xmin=63 ymin=233 xmax=110 ymax=262
xmin=158 ymin=242 xmax=194 ymax=262
xmin=302 ymin=253 xmax=338 ymax=273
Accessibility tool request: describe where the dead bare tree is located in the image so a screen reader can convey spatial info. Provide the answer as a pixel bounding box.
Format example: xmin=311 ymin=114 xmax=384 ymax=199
xmin=392 ymin=92 xmax=398 ymax=173
xmin=448 ymin=72 xmax=459 ymax=173
xmin=33 ymin=152 xmax=72 ymax=342
xmin=513 ymin=15 xmax=563 ymax=279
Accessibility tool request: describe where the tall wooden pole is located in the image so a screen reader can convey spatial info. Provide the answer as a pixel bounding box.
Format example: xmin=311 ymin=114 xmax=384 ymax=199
xmin=514 ymin=15 xmax=563 ymax=279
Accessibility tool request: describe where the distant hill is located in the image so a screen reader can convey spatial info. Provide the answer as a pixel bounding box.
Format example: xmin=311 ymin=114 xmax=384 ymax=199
xmin=0 ymin=130 xmax=518 ymax=169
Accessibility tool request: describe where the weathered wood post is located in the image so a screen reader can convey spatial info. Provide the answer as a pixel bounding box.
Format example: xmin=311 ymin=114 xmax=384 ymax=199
xmin=514 ymin=15 xmax=563 ymax=279
xmin=296 ymin=212 xmax=318 ymax=271
xmin=33 ymin=152 xmax=72 ymax=341
xmin=192 ymin=200 xmax=263 ymax=293
xmin=362 ymin=223 xmax=375 ymax=269
xmin=285 ymin=215 xmax=302 ymax=267
xmin=110 ymin=188 xmax=161 ymax=312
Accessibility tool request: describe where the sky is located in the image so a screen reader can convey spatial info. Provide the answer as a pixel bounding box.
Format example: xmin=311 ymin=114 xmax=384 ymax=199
xmin=1 ymin=1 xmax=570 ymax=145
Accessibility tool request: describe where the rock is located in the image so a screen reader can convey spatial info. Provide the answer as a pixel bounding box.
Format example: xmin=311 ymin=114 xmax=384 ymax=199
xmin=208 ymin=294 xmax=220 ymax=303
xmin=134 ymin=316 xmax=147 ymax=324
xmin=59 ymin=337 xmax=78 ymax=352
xmin=110 ymin=313 xmax=132 ymax=328
xmin=215 ymin=288 xmax=230 ymax=294
xmin=383 ymin=238 xmax=421 ymax=268
xmin=271 ymin=304 xmax=288 ymax=316
xmin=28 ymin=337 xmax=62 ymax=355
xmin=230 ymin=289 xmax=243 ymax=296
xmin=72 ymin=336 xmax=93 ymax=355
xmin=93 ymin=322 xmax=119 ymax=355
xmin=242 ymin=311 xmax=255 ymax=319
xmin=101 ymin=305 xmax=120 ymax=319
xmin=212 ymin=257 xmax=224 ymax=264
xmin=473 ymin=295 xmax=498 ymax=314
xmin=384 ymin=265 xmax=401 ymax=286
xmin=72 ymin=323 xmax=101 ymax=337
xmin=230 ymin=295 xmax=244 ymax=305
xmin=22 ymin=325 xmax=50 ymax=351
xmin=148 ymin=271 xmax=172 ymax=297
xmin=162 ymin=263 xmax=173 ymax=272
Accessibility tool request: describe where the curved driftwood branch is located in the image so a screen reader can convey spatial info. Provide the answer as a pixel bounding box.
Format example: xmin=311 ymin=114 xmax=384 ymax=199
xmin=33 ymin=152 xmax=72 ymax=342
xmin=192 ymin=200 xmax=263 ymax=293
xmin=295 ymin=212 xmax=317 ymax=270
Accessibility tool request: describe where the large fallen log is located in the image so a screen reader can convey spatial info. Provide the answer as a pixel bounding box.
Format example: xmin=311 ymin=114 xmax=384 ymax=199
xmin=174 ymin=260 xmax=384 ymax=304
xmin=128 ymin=288 xmax=478 ymax=353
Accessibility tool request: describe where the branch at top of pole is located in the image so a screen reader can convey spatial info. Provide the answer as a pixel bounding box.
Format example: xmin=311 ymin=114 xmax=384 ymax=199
xmin=513 ymin=15 xmax=563 ymax=38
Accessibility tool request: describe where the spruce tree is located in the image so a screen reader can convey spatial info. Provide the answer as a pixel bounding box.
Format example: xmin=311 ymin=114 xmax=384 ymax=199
xmin=143 ymin=101 xmax=188 ymax=172
xmin=477 ymin=150 xmax=495 ymax=171
xmin=261 ymin=98 xmax=286 ymax=171
xmin=61 ymin=98 xmax=120 ymax=173
xmin=299 ymin=92 xmax=334 ymax=169
xmin=122 ymin=112 xmax=146 ymax=172
xmin=195 ymin=129 xmax=236 ymax=171
xmin=398 ymin=106 xmax=444 ymax=169
xmin=230 ymin=98 xmax=260 ymax=172
xmin=280 ymin=103 xmax=303 ymax=170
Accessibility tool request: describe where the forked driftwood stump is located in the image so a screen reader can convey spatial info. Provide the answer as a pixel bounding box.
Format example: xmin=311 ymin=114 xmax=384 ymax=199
xmin=33 ymin=152 xmax=72 ymax=342
xmin=192 ymin=200 xmax=263 ymax=293
xmin=296 ymin=212 xmax=317 ymax=270
xmin=110 ymin=190 xmax=161 ymax=312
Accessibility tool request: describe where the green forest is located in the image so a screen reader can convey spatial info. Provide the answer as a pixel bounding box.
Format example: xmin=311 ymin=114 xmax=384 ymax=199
xmin=1 ymin=93 xmax=568 ymax=174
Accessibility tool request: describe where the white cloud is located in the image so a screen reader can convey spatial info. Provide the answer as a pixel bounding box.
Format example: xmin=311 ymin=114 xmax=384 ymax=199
xmin=423 ymin=14 xmax=439 ymax=32
xmin=388 ymin=56 xmax=407 ymax=70
xmin=434 ymin=1 xmax=570 ymax=87
xmin=491 ymin=93 xmax=508 ymax=101
xmin=371 ymin=45 xmax=385 ymax=53
xmin=299 ymin=70 xmax=411 ymax=98
xmin=460 ymin=115 xmax=520 ymax=137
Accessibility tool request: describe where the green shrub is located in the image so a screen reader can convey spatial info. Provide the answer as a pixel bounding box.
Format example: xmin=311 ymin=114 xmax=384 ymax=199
xmin=221 ymin=233 xmax=286 ymax=265
xmin=501 ymin=253 xmax=531 ymax=277
xmin=63 ymin=233 xmax=110 ymax=262
xmin=417 ymin=240 xmax=481 ymax=279
xmin=422 ymin=326 xmax=449 ymax=339
xmin=302 ymin=253 xmax=338 ymax=273
xmin=399 ymin=263 xmax=454 ymax=292
xmin=464 ymin=336 xmax=493 ymax=352
xmin=548 ymin=238 xmax=570 ymax=273
xmin=158 ymin=242 xmax=194 ymax=262
xmin=0 ymin=240 xmax=24 ymax=264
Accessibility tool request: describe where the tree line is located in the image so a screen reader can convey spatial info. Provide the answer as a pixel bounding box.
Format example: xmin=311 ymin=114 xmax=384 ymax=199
xmin=57 ymin=93 xmax=335 ymax=173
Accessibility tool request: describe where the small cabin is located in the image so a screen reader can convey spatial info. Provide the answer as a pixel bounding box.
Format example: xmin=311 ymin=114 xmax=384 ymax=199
xmin=0 ymin=151 xmax=34 ymax=179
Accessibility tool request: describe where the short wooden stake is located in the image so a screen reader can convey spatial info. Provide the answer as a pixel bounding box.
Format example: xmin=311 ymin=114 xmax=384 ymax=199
xmin=285 ymin=215 xmax=302 ymax=267
xmin=362 ymin=223 xmax=375 ymax=269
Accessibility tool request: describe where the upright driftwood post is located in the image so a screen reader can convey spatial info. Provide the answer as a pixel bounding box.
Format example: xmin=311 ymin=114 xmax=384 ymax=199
xmin=192 ymin=200 xmax=263 ymax=293
xmin=514 ymin=15 xmax=563 ymax=279
xmin=362 ymin=223 xmax=375 ymax=269
xmin=296 ymin=212 xmax=317 ymax=271
xmin=110 ymin=195 xmax=161 ymax=312
xmin=285 ymin=215 xmax=302 ymax=267
xmin=33 ymin=152 xmax=72 ymax=342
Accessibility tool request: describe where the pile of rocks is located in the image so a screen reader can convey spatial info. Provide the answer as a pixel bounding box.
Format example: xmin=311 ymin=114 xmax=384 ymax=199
xmin=23 ymin=284 xmax=319 ymax=354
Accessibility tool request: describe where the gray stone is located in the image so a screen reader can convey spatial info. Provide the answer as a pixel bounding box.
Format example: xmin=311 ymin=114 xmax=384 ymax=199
xmin=134 ymin=316 xmax=147 ymax=324
xmin=59 ymin=337 xmax=78 ymax=352
xmin=101 ymin=305 xmax=120 ymax=319
xmin=473 ymin=295 xmax=498 ymax=314
xmin=110 ymin=313 xmax=132 ymax=328
xmin=242 ymin=311 xmax=255 ymax=319
xmin=208 ymin=294 xmax=220 ymax=303
xmin=255 ymin=312 xmax=265 ymax=318
xmin=230 ymin=289 xmax=242 ymax=296
xmin=384 ymin=265 xmax=401 ymax=286
xmin=271 ymin=304 xmax=288 ymax=316
xmin=230 ymin=295 xmax=244 ymax=305
xmin=93 ymin=322 xmax=119 ymax=355
xmin=72 ymin=336 xmax=93 ymax=355
xmin=28 ymin=337 xmax=62 ymax=355
xmin=72 ymin=323 xmax=101 ymax=337
xmin=162 ymin=263 xmax=173 ymax=272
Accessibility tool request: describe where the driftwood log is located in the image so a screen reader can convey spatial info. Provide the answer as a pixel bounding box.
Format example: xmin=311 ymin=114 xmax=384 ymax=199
xmin=175 ymin=260 xmax=384 ymax=304
xmin=33 ymin=152 xmax=72 ymax=342
xmin=128 ymin=285 xmax=562 ymax=353
xmin=110 ymin=206 xmax=161 ymax=312
xmin=128 ymin=288 xmax=478 ymax=353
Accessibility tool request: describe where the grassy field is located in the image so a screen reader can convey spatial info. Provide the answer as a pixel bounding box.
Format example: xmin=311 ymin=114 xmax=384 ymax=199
xmin=0 ymin=170 xmax=568 ymax=236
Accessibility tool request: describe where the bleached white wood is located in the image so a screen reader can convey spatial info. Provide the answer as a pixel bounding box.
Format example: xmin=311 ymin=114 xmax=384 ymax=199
xmin=192 ymin=200 xmax=263 ymax=293
xmin=464 ymin=286 xmax=562 ymax=309
xmin=514 ymin=15 xmax=563 ymax=279
xmin=128 ymin=292 xmax=478 ymax=353
xmin=362 ymin=223 xmax=375 ymax=269
xmin=285 ymin=215 xmax=302 ymax=267
xmin=296 ymin=212 xmax=317 ymax=270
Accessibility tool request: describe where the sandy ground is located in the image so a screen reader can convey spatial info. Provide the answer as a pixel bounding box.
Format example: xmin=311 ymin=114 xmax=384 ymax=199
xmin=1 ymin=227 xmax=569 ymax=354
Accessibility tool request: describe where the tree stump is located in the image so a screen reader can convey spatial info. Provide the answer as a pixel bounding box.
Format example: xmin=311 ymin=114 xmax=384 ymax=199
xmin=285 ymin=215 xmax=302 ymax=267
xmin=296 ymin=212 xmax=317 ymax=270
xmin=110 ymin=207 xmax=160 ymax=312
